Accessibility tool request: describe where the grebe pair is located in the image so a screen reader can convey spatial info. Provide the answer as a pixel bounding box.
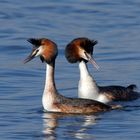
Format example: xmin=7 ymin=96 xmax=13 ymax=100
xmin=24 ymin=38 xmax=120 ymax=114
xmin=65 ymin=38 xmax=139 ymax=103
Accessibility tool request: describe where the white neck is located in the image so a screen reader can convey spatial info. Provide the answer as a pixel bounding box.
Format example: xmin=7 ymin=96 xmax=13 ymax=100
xmin=43 ymin=62 xmax=57 ymax=93
xmin=78 ymin=61 xmax=99 ymax=100
xmin=79 ymin=61 xmax=91 ymax=79
xmin=42 ymin=62 xmax=58 ymax=111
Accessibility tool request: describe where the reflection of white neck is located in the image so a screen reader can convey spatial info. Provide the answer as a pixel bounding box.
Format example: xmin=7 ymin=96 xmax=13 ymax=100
xmin=78 ymin=61 xmax=99 ymax=100
xmin=42 ymin=113 xmax=57 ymax=139
xmin=42 ymin=62 xmax=58 ymax=111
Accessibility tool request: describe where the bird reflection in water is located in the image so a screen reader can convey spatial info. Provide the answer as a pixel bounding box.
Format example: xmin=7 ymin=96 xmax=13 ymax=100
xmin=42 ymin=112 xmax=99 ymax=140
xmin=42 ymin=112 xmax=58 ymax=140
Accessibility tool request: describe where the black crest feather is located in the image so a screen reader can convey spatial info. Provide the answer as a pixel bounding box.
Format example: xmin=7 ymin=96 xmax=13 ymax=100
xmin=80 ymin=38 xmax=98 ymax=54
xmin=27 ymin=38 xmax=42 ymax=46
xmin=91 ymin=40 xmax=98 ymax=46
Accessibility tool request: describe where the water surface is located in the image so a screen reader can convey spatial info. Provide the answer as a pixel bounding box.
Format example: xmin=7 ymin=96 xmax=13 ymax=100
xmin=0 ymin=0 xmax=140 ymax=139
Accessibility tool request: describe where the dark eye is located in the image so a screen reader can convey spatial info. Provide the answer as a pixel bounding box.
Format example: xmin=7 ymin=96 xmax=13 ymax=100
xmin=32 ymin=49 xmax=39 ymax=57
xmin=84 ymin=51 xmax=89 ymax=59
xmin=36 ymin=49 xmax=39 ymax=53
xmin=35 ymin=49 xmax=39 ymax=55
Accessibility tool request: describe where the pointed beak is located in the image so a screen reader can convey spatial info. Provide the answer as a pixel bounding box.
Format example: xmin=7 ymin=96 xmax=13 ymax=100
xmin=24 ymin=47 xmax=37 ymax=63
xmin=84 ymin=52 xmax=99 ymax=70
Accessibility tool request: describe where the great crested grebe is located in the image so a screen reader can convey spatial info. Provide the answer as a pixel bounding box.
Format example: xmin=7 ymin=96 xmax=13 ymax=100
xmin=24 ymin=38 xmax=120 ymax=114
xmin=65 ymin=37 xmax=139 ymax=103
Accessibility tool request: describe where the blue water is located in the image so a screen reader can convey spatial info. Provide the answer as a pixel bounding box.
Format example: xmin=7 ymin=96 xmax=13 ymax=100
xmin=0 ymin=0 xmax=140 ymax=139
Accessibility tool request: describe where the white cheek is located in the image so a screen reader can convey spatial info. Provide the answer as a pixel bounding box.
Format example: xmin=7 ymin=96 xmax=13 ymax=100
xmin=81 ymin=53 xmax=87 ymax=60
xmin=79 ymin=49 xmax=88 ymax=61
xmin=35 ymin=46 xmax=43 ymax=56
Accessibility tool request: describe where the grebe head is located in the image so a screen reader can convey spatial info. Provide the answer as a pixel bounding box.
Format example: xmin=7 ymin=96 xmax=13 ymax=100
xmin=24 ymin=38 xmax=58 ymax=64
xmin=65 ymin=37 xmax=99 ymax=69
